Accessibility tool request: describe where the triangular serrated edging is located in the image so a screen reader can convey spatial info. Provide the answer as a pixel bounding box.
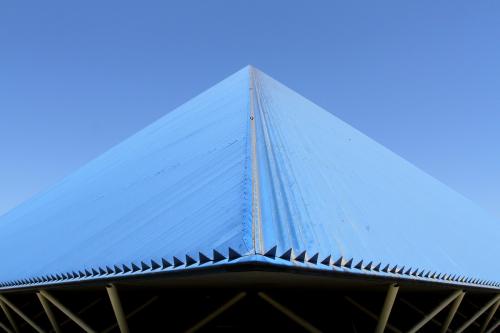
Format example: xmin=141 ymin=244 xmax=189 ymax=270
xmin=0 ymin=245 xmax=497 ymax=291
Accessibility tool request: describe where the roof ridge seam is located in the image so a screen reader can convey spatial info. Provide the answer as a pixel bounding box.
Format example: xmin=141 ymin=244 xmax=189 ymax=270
xmin=251 ymin=71 xmax=304 ymax=252
xmin=249 ymin=67 xmax=264 ymax=255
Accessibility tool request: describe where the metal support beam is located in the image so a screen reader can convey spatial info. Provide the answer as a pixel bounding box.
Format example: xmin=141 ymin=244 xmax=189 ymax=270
xmin=344 ymin=297 xmax=402 ymax=333
xmin=0 ymin=321 xmax=13 ymax=333
xmin=480 ymin=297 xmax=500 ymax=333
xmin=36 ymin=292 xmax=61 ymax=333
xmin=185 ymin=292 xmax=246 ymax=333
xmin=375 ymin=283 xmax=399 ymax=333
xmin=0 ymin=295 xmax=45 ymax=333
xmin=0 ymin=299 xmax=18 ymax=333
xmin=106 ymin=284 xmax=129 ymax=333
xmin=440 ymin=291 xmax=464 ymax=333
xmin=456 ymin=309 xmax=481 ymax=327
xmin=407 ymin=289 xmax=462 ymax=333
xmin=400 ymin=298 xmax=444 ymax=327
xmin=59 ymin=297 xmax=101 ymax=328
xmin=258 ymin=292 xmax=322 ymax=333
xmin=485 ymin=319 xmax=499 ymax=333
xmin=39 ymin=290 xmax=95 ymax=333
xmin=102 ymin=296 xmax=158 ymax=333
xmin=456 ymin=294 xmax=500 ymax=333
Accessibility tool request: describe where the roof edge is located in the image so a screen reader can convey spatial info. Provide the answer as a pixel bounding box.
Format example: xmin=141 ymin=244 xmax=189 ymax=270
xmin=1 ymin=247 xmax=498 ymax=293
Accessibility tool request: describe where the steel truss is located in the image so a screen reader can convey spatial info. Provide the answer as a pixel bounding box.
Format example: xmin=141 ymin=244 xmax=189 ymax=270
xmin=0 ymin=285 xmax=497 ymax=332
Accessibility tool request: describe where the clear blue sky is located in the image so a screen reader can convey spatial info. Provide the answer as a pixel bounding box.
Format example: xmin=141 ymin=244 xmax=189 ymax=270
xmin=1 ymin=1 xmax=499 ymax=219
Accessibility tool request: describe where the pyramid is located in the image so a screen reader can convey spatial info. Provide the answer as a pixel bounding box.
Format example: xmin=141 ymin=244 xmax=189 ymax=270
xmin=0 ymin=66 xmax=498 ymax=289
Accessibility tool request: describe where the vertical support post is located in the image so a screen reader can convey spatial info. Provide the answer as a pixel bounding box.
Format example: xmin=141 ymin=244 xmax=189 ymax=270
xmin=375 ymin=284 xmax=399 ymax=333
xmin=106 ymin=284 xmax=129 ymax=333
xmin=456 ymin=294 xmax=500 ymax=333
xmin=480 ymin=297 xmax=500 ymax=333
xmin=37 ymin=292 xmax=61 ymax=333
xmin=0 ymin=299 xmax=18 ymax=333
xmin=440 ymin=291 xmax=464 ymax=333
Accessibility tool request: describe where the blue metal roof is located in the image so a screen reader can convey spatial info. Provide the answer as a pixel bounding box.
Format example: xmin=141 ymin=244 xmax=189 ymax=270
xmin=0 ymin=66 xmax=498 ymax=290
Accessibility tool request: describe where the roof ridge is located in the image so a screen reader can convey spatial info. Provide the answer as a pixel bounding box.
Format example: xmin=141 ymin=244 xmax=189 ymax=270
xmin=249 ymin=66 xmax=264 ymax=254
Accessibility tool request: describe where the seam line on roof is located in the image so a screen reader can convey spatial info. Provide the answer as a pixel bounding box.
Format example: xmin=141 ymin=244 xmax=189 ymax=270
xmin=252 ymin=70 xmax=298 ymax=251
xmin=249 ymin=66 xmax=264 ymax=254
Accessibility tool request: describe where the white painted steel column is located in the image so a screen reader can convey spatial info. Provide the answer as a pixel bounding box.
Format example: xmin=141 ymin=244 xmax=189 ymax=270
xmin=440 ymin=291 xmax=464 ymax=333
xmin=375 ymin=283 xmax=399 ymax=333
xmin=37 ymin=292 xmax=61 ymax=333
xmin=106 ymin=284 xmax=129 ymax=333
